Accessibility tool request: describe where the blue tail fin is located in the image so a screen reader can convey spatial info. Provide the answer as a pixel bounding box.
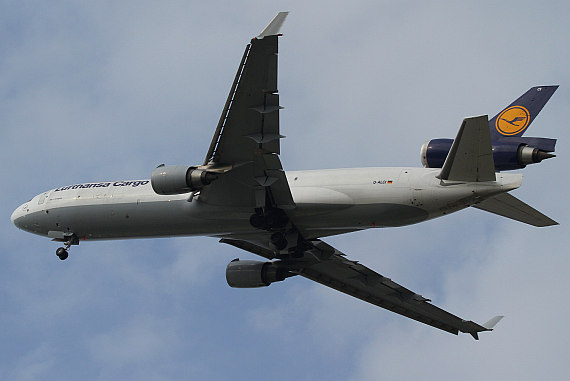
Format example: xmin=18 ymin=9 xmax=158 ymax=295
xmin=421 ymin=86 xmax=558 ymax=171
xmin=489 ymin=86 xmax=558 ymax=140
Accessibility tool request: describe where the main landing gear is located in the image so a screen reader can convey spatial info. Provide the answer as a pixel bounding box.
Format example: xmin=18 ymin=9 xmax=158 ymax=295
xmin=249 ymin=208 xmax=305 ymax=258
xmin=250 ymin=208 xmax=291 ymax=252
xmin=56 ymin=234 xmax=79 ymax=261
xmin=249 ymin=208 xmax=289 ymax=231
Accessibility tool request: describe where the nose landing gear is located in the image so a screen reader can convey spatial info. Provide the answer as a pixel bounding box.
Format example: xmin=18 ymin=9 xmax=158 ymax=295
xmin=55 ymin=234 xmax=79 ymax=260
xmin=56 ymin=247 xmax=69 ymax=260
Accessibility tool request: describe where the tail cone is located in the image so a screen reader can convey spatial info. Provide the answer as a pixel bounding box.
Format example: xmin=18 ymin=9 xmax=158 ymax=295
xmin=518 ymin=146 xmax=556 ymax=165
xmin=534 ymin=150 xmax=556 ymax=162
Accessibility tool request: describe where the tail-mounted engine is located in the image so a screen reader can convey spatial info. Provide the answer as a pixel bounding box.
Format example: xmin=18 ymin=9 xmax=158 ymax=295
xmin=151 ymin=165 xmax=218 ymax=195
xmin=226 ymin=259 xmax=295 ymax=288
xmin=420 ymin=138 xmax=555 ymax=171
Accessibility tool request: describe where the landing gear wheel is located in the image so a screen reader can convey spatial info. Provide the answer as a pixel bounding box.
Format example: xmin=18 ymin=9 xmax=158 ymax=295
xmin=264 ymin=209 xmax=289 ymax=230
xmin=55 ymin=233 xmax=78 ymax=261
xmin=249 ymin=213 xmax=266 ymax=230
xmin=270 ymin=232 xmax=288 ymax=251
xmin=249 ymin=208 xmax=289 ymax=231
xmin=56 ymin=247 xmax=69 ymax=260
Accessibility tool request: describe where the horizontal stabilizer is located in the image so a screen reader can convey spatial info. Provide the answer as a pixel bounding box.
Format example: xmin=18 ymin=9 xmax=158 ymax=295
xmin=439 ymin=115 xmax=496 ymax=182
xmin=473 ymin=193 xmax=558 ymax=227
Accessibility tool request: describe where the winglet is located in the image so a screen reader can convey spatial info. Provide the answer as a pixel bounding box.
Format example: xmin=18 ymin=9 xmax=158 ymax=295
xmin=483 ymin=315 xmax=504 ymax=330
xmin=257 ymin=12 xmax=289 ymax=39
xmin=468 ymin=315 xmax=504 ymax=340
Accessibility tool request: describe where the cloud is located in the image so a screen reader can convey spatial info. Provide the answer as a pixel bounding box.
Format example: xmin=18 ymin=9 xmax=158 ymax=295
xmin=7 ymin=343 xmax=56 ymax=381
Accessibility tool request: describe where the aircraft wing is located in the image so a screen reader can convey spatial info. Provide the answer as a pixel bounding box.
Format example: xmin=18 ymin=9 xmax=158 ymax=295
xmin=199 ymin=12 xmax=294 ymax=209
xmin=222 ymin=236 xmax=502 ymax=339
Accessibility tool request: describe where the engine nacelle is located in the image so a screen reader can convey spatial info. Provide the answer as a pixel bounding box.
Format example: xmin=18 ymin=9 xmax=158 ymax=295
xmin=517 ymin=145 xmax=556 ymax=166
xmin=420 ymin=139 xmax=452 ymax=169
xmin=151 ymin=165 xmax=218 ymax=195
xmin=226 ymin=259 xmax=292 ymax=288
xmin=420 ymin=139 xmax=555 ymax=171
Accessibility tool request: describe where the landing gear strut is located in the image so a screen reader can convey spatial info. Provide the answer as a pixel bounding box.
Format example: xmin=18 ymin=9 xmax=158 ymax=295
xmin=248 ymin=206 xmax=308 ymax=258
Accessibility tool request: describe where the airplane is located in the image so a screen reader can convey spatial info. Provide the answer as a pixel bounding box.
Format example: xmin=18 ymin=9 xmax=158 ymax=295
xmin=11 ymin=12 xmax=558 ymax=340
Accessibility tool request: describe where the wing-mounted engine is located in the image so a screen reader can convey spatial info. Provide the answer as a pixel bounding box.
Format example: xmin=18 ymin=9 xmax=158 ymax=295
xmin=225 ymin=259 xmax=295 ymax=288
xmin=420 ymin=138 xmax=555 ymax=171
xmin=151 ymin=164 xmax=228 ymax=195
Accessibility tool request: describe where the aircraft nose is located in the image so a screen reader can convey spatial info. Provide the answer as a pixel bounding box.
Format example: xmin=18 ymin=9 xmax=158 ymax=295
xmin=11 ymin=203 xmax=28 ymax=229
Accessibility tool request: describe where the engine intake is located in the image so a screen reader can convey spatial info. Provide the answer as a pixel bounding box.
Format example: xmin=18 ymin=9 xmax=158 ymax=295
xmin=226 ymin=259 xmax=294 ymax=288
xmin=151 ymin=165 xmax=218 ymax=195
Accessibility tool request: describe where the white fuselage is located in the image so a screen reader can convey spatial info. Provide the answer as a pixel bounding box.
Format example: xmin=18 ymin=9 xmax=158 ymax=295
xmin=11 ymin=167 xmax=522 ymax=241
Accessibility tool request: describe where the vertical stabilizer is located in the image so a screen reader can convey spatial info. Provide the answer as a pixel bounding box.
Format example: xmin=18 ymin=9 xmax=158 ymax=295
xmin=490 ymin=86 xmax=558 ymax=139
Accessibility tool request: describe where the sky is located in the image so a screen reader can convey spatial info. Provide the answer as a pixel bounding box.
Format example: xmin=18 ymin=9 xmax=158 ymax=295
xmin=1 ymin=1 xmax=569 ymax=380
